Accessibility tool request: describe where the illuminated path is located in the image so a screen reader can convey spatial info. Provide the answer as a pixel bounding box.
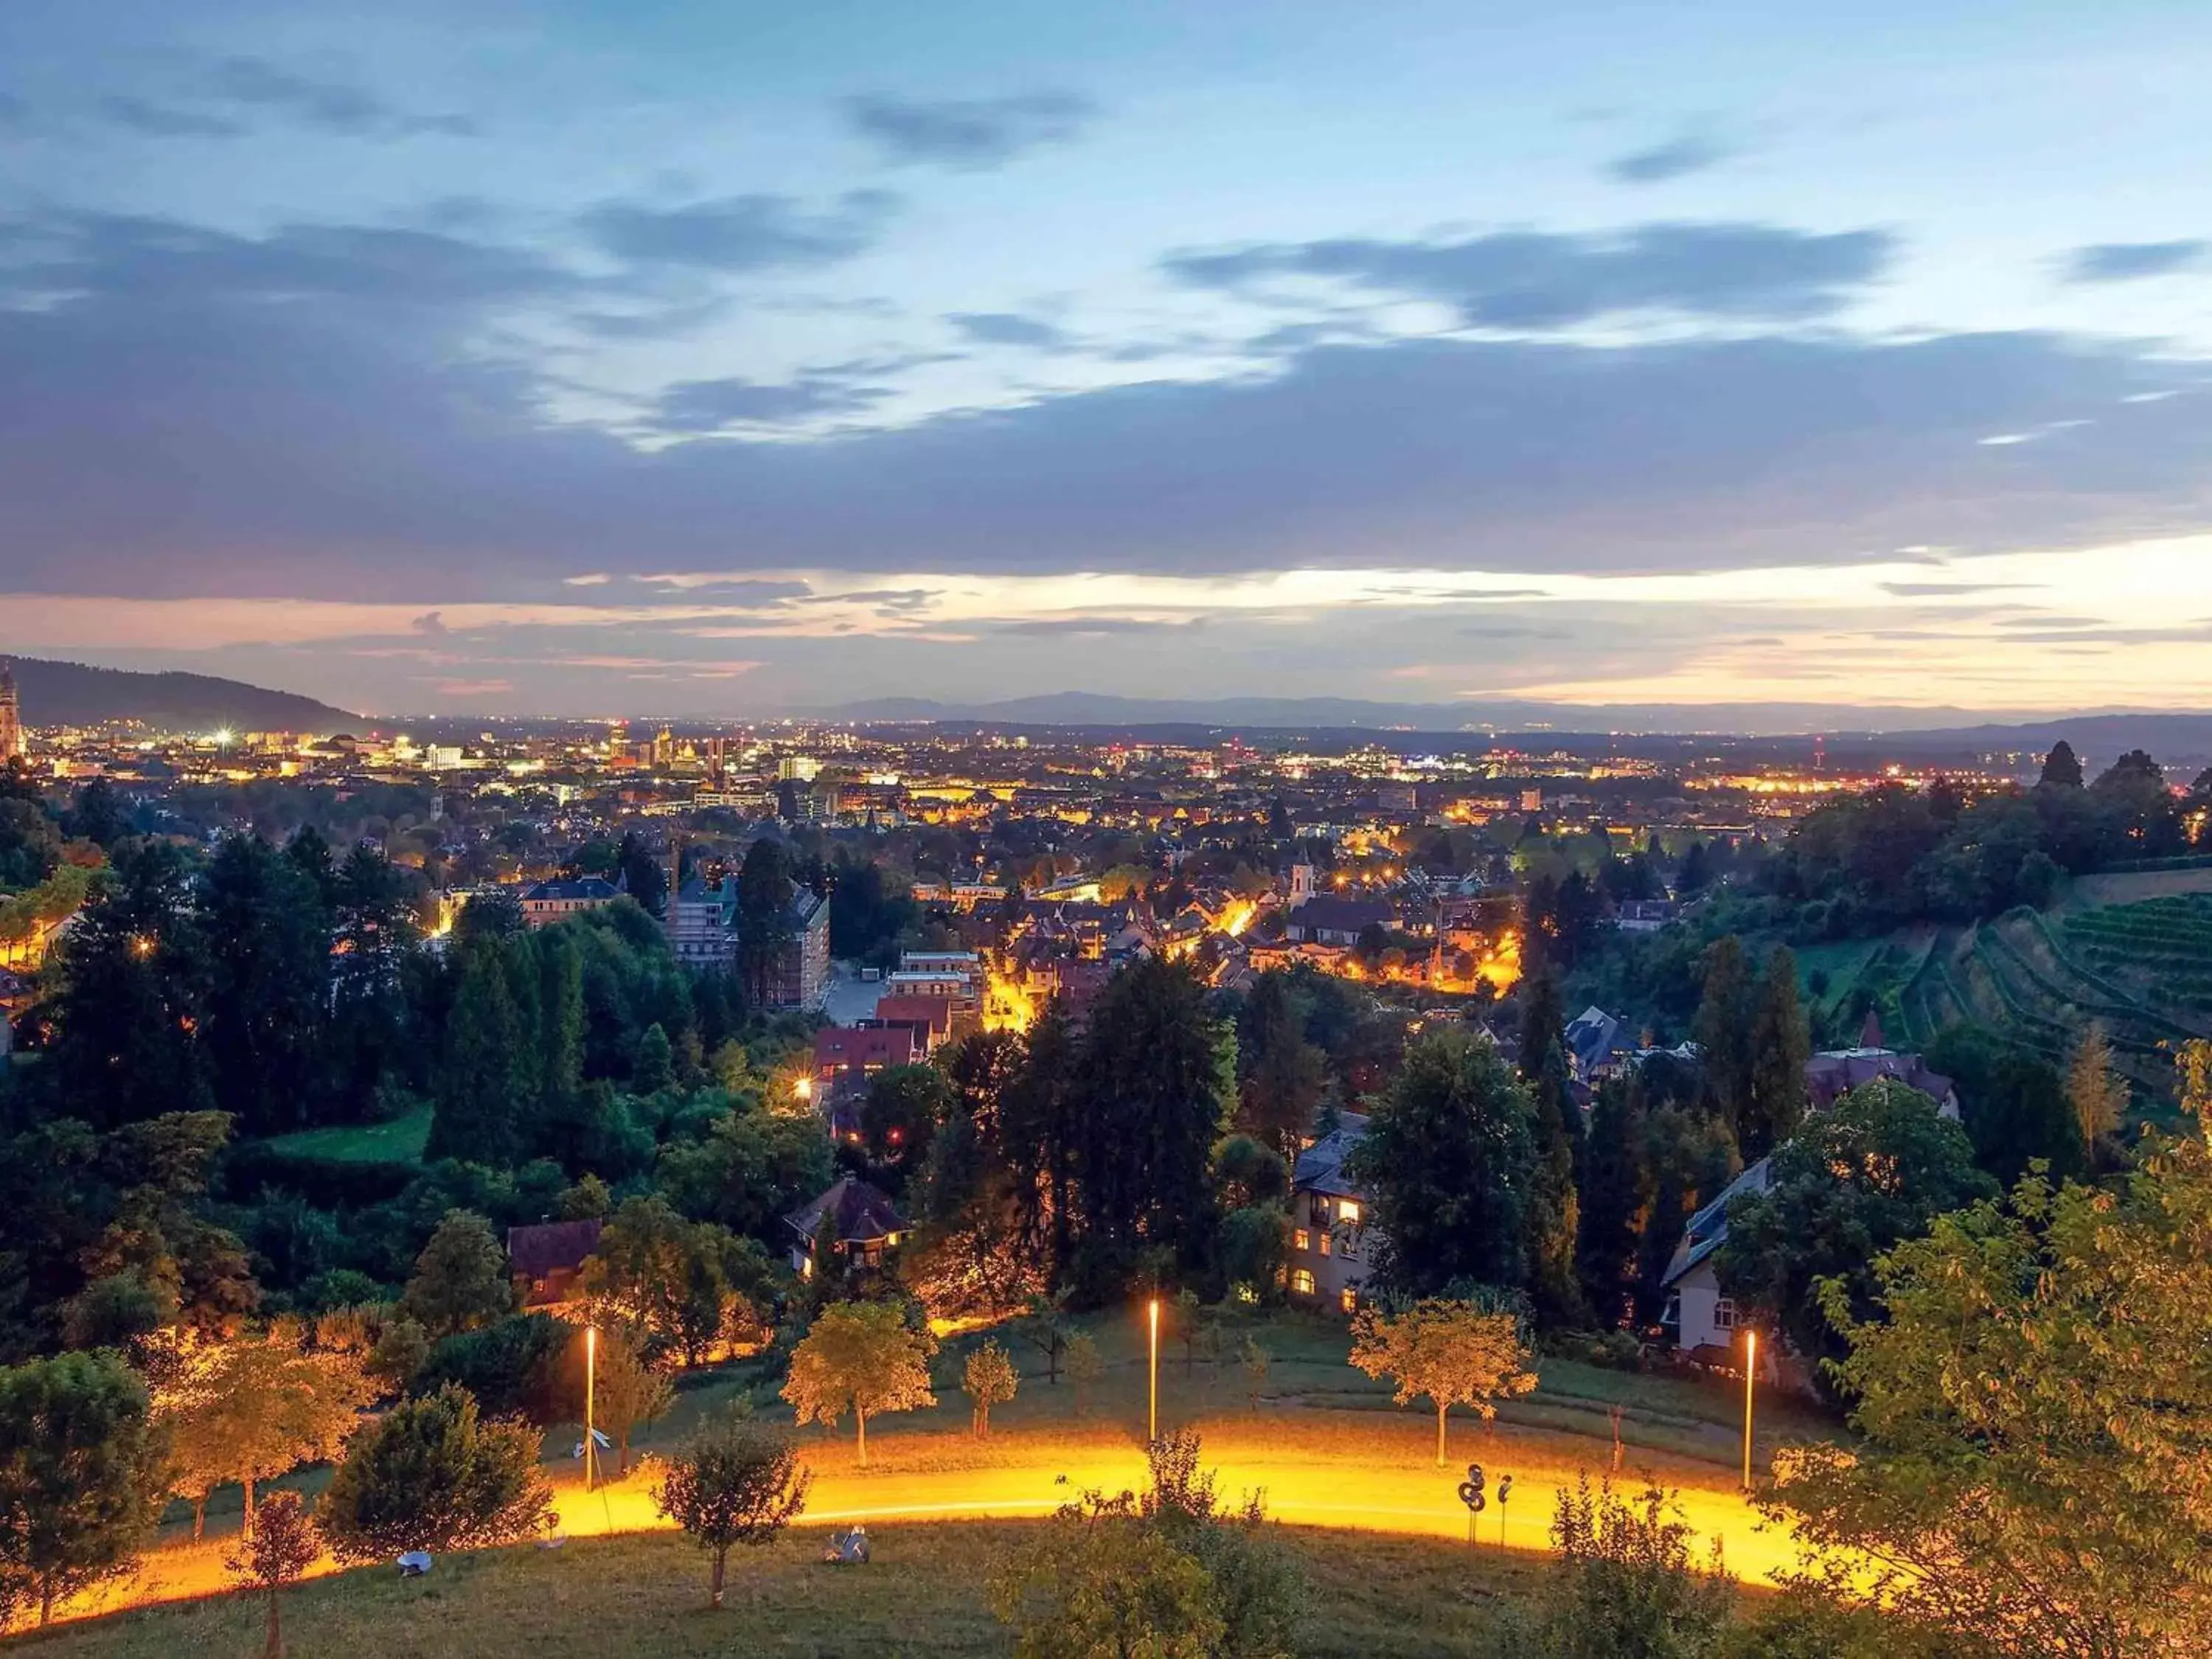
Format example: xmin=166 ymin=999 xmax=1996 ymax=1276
xmin=49 ymin=1416 xmax=1795 ymax=1630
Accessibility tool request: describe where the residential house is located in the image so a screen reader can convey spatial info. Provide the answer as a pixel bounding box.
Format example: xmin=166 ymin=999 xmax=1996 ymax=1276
xmin=507 ymin=1217 xmax=604 ymax=1308
xmin=764 ymin=887 xmax=832 ymax=1010
xmin=1562 ymin=1006 xmax=1636 ymax=1082
xmin=785 ymin=1175 xmax=908 ymax=1281
xmin=1658 ymin=1160 xmax=1771 ymax=1360
xmin=1288 ymin=1112 xmax=1374 ymax=1313
xmin=519 ymin=875 xmax=622 ymax=928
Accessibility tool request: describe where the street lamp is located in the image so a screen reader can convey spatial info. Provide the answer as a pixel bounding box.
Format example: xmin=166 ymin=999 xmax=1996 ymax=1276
xmin=1147 ymin=1297 xmax=1160 ymax=1444
xmin=585 ymin=1324 xmax=599 ymax=1493
xmin=1741 ymin=1328 xmax=1757 ymax=1492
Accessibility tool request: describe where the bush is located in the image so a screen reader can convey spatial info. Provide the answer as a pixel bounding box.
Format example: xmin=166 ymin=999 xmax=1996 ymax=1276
xmin=319 ymin=1383 xmax=553 ymax=1562
xmin=1542 ymin=1474 xmax=1735 ymax=1659
xmin=414 ymin=1313 xmax=574 ymax=1423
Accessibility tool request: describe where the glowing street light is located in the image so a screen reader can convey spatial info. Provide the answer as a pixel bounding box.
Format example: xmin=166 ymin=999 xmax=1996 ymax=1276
xmin=585 ymin=1324 xmax=599 ymax=1493
xmin=1147 ymin=1297 xmax=1160 ymax=1444
xmin=1741 ymin=1328 xmax=1757 ymax=1492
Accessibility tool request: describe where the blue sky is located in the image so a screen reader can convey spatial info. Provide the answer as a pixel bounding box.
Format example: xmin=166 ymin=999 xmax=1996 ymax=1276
xmin=3 ymin=0 xmax=2211 ymax=718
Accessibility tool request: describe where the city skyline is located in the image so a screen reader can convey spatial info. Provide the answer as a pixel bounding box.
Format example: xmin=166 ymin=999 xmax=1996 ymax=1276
xmin=4 ymin=2 xmax=2212 ymax=715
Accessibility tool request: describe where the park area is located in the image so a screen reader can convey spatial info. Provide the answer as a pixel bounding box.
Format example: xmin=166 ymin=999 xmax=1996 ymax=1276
xmin=21 ymin=1307 xmax=1822 ymax=1651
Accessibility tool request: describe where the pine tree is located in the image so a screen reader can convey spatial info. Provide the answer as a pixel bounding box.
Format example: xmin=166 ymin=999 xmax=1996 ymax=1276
xmin=1576 ymin=1077 xmax=1645 ymax=1327
xmin=1691 ymin=937 xmax=1756 ymax=1138
xmin=1742 ymin=947 xmax=1811 ymax=1160
xmin=428 ymin=936 xmax=528 ymax=1165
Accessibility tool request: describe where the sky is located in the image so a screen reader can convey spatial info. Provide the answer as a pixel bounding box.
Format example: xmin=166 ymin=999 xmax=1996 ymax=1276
xmin=3 ymin=0 xmax=2212 ymax=720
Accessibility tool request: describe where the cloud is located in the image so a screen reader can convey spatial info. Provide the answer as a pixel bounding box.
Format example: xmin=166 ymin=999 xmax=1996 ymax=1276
xmin=1879 ymin=581 xmax=2039 ymax=597
xmin=411 ymin=611 xmax=448 ymax=635
xmin=5 ymin=206 xmax=2212 ymax=600
xmin=99 ymin=96 xmax=246 ymax=138
xmin=992 ymin=616 xmax=1208 ymax=636
xmin=647 ymin=375 xmax=891 ymax=431
xmin=1163 ymin=222 xmax=1893 ymax=329
xmin=2064 ymin=240 xmax=2206 ymax=282
xmin=948 ymin=312 xmax=1074 ymax=351
xmin=1607 ymin=133 xmax=1733 ymax=184
xmin=563 ymin=573 xmax=612 ymax=587
xmin=843 ymin=91 xmax=1093 ymax=169
xmin=204 ymin=55 xmax=473 ymax=137
xmin=580 ymin=189 xmax=899 ymax=271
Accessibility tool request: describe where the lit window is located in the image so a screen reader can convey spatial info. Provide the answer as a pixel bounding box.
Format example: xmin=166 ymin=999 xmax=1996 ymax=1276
xmin=1292 ymin=1269 xmax=1316 ymax=1296
xmin=1336 ymin=1199 xmax=1362 ymax=1225
xmin=1293 ymin=1228 xmax=1311 ymax=1252
xmin=1340 ymin=1288 xmax=1357 ymax=1314
xmin=1714 ymin=1298 xmax=1738 ymax=1331
xmin=1318 ymin=1232 xmax=1332 ymax=1256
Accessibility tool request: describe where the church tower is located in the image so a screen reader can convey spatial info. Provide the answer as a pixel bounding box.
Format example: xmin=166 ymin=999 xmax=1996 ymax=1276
xmin=0 ymin=661 xmax=24 ymax=762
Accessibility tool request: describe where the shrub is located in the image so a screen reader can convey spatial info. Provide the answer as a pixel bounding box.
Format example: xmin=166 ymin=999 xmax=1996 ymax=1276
xmin=318 ymin=1383 xmax=553 ymax=1562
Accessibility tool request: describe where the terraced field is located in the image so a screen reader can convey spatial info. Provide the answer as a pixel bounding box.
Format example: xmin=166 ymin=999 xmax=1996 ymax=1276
xmin=1797 ymin=879 xmax=2212 ymax=1103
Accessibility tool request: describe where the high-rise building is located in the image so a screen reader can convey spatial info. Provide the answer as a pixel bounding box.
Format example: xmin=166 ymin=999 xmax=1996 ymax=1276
xmin=0 ymin=661 xmax=24 ymax=762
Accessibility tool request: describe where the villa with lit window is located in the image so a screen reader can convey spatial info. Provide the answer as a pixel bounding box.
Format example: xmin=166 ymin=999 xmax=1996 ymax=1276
xmin=1287 ymin=1112 xmax=1373 ymax=1314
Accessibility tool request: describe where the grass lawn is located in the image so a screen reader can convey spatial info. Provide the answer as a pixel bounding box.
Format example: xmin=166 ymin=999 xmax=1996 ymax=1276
xmin=19 ymin=1520 xmax=1547 ymax=1658
xmin=260 ymin=1104 xmax=433 ymax=1164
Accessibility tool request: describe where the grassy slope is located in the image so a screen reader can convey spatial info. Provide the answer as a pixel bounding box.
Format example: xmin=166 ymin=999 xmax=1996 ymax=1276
xmin=259 ymin=1104 xmax=433 ymax=1164
xmin=13 ymin=1521 xmax=1549 ymax=1659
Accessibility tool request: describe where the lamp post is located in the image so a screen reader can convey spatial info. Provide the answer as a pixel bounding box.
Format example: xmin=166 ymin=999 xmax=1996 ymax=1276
xmin=1741 ymin=1327 xmax=1757 ymax=1492
xmin=1147 ymin=1297 xmax=1160 ymax=1443
xmin=585 ymin=1324 xmax=599 ymax=1494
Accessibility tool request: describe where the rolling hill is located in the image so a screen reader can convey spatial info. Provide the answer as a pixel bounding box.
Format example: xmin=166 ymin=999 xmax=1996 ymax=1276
xmin=2 ymin=656 xmax=358 ymax=735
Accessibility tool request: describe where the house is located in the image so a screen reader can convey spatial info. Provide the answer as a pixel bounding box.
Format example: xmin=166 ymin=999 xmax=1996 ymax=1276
xmin=664 ymin=874 xmax=737 ymax=970
xmin=1284 ymin=894 xmax=1393 ymax=947
xmin=871 ymin=994 xmax=961 ymax=1056
xmin=1563 ymin=1006 xmax=1635 ymax=1082
xmin=812 ymin=1022 xmax=926 ymax=1086
xmin=764 ymin=888 xmax=832 ymax=1010
xmin=1804 ymin=1036 xmax=1960 ymax=1119
xmin=1613 ymin=900 xmax=1680 ymax=933
xmin=519 ymin=876 xmax=622 ymax=928
xmin=507 ymin=1217 xmax=604 ymax=1307
xmin=1288 ymin=1113 xmax=1374 ymax=1314
xmin=1658 ymin=1159 xmax=1771 ymax=1361
xmin=785 ymin=1175 xmax=908 ymax=1279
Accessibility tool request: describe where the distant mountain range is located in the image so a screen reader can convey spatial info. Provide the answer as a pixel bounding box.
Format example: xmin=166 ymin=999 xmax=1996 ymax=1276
xmin=819 ymin=692 xmax=2212 ymax=763
xmin=4 ymin=656 xmax=359 ymax=735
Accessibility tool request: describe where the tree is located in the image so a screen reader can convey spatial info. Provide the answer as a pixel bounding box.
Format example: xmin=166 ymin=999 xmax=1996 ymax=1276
xmin=734 ymin=838 xmax=795 ymax=1010
xmin=781 ymin=1301 xmax=937 ymax=1466
xmin=654 ymin=1406 xmax=811 ymax=1610
xmin=1766 ymin=1132 xmax=2212 ymax=1657
xmin=318 ymin=1384 xmax=553 ymax=1562
xmin=0 ymin=1350 xmax=167 ymax=1627
xmin=2038 ymin=740 xmax=2084 ymax=790
xmin=1347 ymin=1030 xmax=1538 ymax=1296
xmin=2065 ymin=1021 xmax=2129 ymax=1169
xmin=1237 ymin=973 xmax=1327 ymax=1160
xmin=1576 ymin=1077 xmax=1645 ymax=1327
xmin=1065 ymin=957 xmax=1237 ymax=1293
xmin=1716 ymin=1080 xmax=1997 ymax=1375
xmin=963 ymin=1339 xmax=1019 ymax=1437
xmin=1543 ymin=1474 xmax=1734 ymax=1659
xmin=1066 ymin=1331 xmax=1105 ymax=1416
xmin=1742 ymin=947 xmax=1811 ymax=1161
xmin=228 ymin=1491 xmax=319 ymax=1659
xmin=1239 ymin=1339 xmax=1271 ymax=1410
xmin=989 ymin=1497 xmax=1224 ymax=1659
xmin=1692 ymin=938 xmax=1757 ymax=1139
xmin=580 ymin=1197 xmax=769 ymax=1368
xmin=1348 ymin=1298 xmax=1536 ymax=1466
xmin=427 ymin=936 xmax=529 ymax=1165
xmin=401 ymin=1210 xmax=515 ymax=1338
xmin=164 ymin=1335 xmax=375 ymax=1539
xmin=591 ymin=1326 xmax=675 ymax=1475
xmin=633 ymin=1020 xmax=674 ymax=1094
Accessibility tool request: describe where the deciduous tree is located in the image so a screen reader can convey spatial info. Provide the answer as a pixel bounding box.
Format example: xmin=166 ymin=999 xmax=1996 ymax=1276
xmin=228 ymin=1491 xmax=319 ymax=1659
xmin=400 ymin=1210 xmax=515 ymax=1338
xmin=654 ymin=1406 xmax=811 ymax=1609
xmin=962 ymin=1339 xmax=1018 ymax=1437
xmin=781 ymin=1300 xmax=936 ymax=1466
xmin=1348 ymin=1298 xmax=1536 ymax=1466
